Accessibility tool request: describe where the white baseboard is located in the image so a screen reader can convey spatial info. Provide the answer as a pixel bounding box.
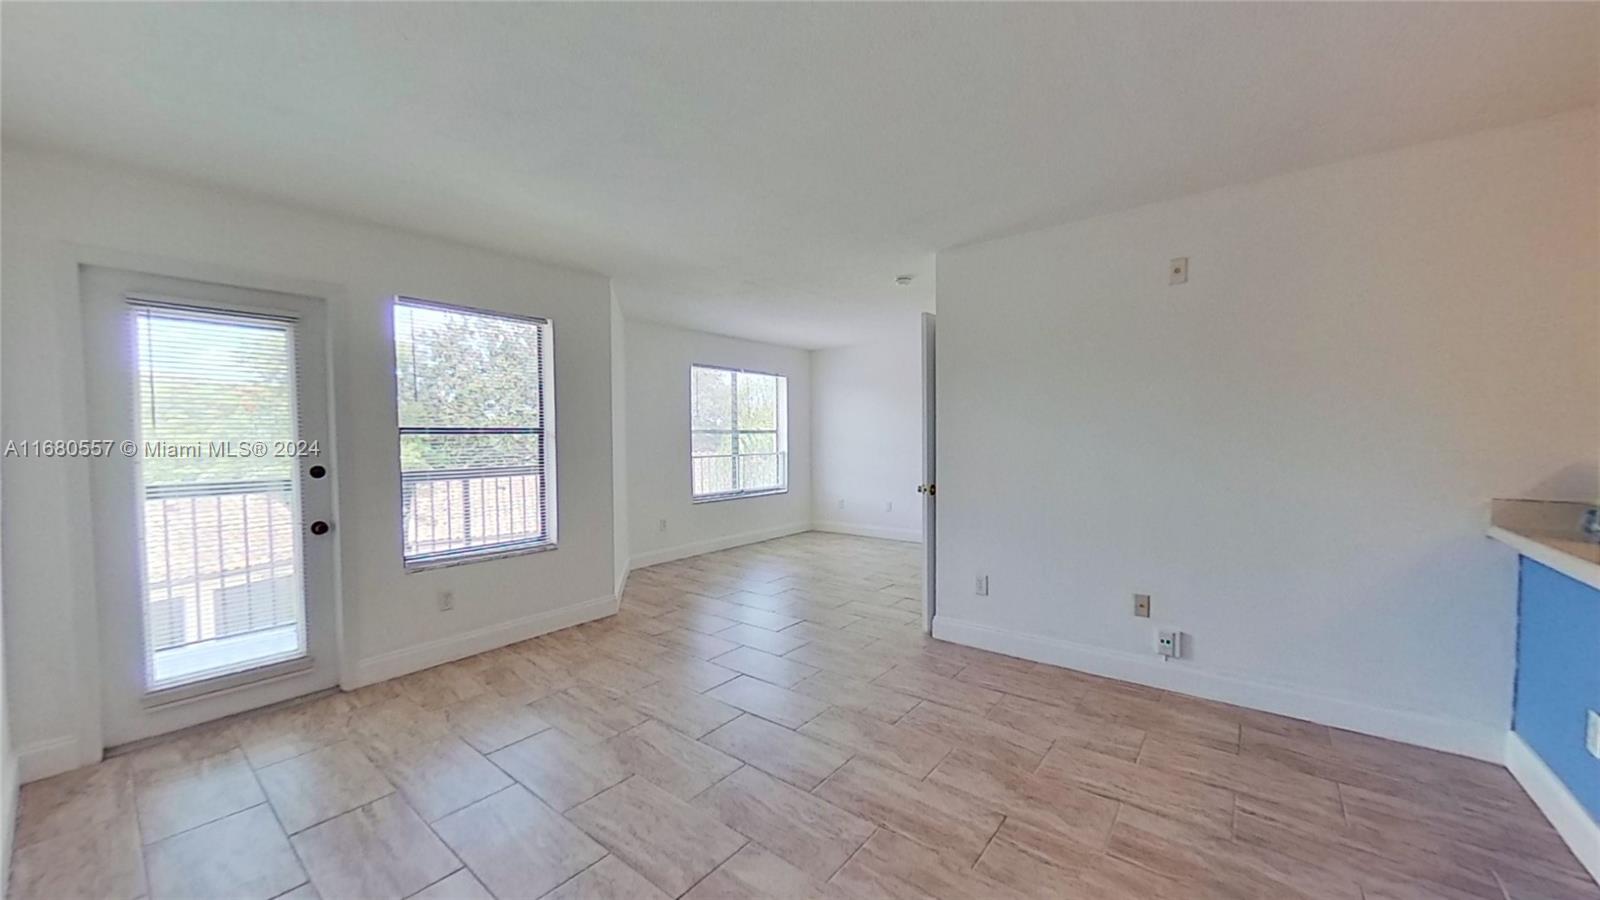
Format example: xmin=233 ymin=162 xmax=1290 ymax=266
xmin=2 ymin=743 xmax=17 ymax=891
xmin=16 ymin=735 xmax=89 ymax=784
xmin=347 ymin=594 xmax=619 ymax=689
xmin=1505 ymin=731 xmax=1600 ymax=881
xmin=931 ymin=615 xmax=1505 ymax=762
xmin=811 ymin=521 xmax=923 ymax=543
xmin=629 ymin=522 xmax=811 ymax=570
xmin=614 ymin=567 xmax=630 ymax=600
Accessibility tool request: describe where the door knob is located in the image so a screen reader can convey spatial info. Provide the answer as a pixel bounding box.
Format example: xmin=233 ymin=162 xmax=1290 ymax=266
xmin=309 ymin=521 xmax=331 ymax=536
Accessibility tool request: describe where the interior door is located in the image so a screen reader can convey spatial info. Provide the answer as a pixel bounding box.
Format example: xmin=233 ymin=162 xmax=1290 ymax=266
xmin=920 ymin=311 xmax=936 ymax=633
xmin=83 ymin=266 xmax=339 ymax=746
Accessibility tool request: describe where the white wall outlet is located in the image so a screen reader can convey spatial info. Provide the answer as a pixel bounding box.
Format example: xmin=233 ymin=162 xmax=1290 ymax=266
xmin=1169 ymin=257 xmax=1189 ymax=285
xmin=437 ymin=590 xmax=455 ymax=612
xmin=885 ymin=500 xmax=893 ymax=513
xmin=1155 ymin=629 xmax=1182 ymax=659
xmin=658 ymin=518 xmax=667 ymax=532
xmin=975 ymin=574 xmax=989 ymax=596
xmin=838 ymin=498 xmax=846 ymax=510
xmin=1587 ymin=709 xmax=1600 ymax=759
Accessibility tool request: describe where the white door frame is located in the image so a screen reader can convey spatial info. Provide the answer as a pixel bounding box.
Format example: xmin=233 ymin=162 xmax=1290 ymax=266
xmin=82 ymin=264 xmax=341 ymax=747
xmin=921 ymin=312 xmax=936 ymax=633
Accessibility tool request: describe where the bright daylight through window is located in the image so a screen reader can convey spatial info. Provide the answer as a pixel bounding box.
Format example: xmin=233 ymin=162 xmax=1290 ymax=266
xmin=691 ymin=364 xmax=788 ymax=500
xmin=394 ymin=299 xmax=554 ymax=569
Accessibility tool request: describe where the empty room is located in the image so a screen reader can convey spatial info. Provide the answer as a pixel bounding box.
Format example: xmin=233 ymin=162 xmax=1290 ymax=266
xmin=1 ymin=3 xmax=1598 ymax=899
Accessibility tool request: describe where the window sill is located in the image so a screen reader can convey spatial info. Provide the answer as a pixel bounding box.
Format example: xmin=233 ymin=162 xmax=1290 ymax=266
xmin=404 ymin=539 xmax=557 ymax=573
xmin=692 ymin=488 xmax=789 ymax=505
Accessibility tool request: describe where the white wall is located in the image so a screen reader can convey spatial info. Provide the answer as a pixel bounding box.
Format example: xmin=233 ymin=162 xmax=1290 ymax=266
xmin=0 ymin=268 xmax=14 ymax=890
xmin=934 ymin=110 xmax=1600 ymax=760
xmin=611 ymin=293 xmax=630 ymax=594
xmin=1 ymin=146 xmax=617 ymax=778
xmin=626 ymin=320 xmax=812 ymax=567
xmin=812 ymin=324 xmax=924 ymax=542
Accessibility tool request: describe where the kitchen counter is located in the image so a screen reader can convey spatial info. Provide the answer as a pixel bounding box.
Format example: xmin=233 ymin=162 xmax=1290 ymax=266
xmin=1488 ymin=498 xmax=1600 ymax=590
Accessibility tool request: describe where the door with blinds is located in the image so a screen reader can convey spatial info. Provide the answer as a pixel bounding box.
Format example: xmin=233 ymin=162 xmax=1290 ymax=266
xmin=83 ymin=266 xmax=338 ymax=746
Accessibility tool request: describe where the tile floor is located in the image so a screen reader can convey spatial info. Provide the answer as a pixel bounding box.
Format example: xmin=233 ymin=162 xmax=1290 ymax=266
xmin=7 ymin=531 xmax=1597 ymax=899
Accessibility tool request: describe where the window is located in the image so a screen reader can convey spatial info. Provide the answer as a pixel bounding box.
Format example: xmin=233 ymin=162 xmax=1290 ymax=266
xmin=691 ymin=364 xmax=788 ymax=500
xmin=393 ymin=298 xmax=554 ymax=569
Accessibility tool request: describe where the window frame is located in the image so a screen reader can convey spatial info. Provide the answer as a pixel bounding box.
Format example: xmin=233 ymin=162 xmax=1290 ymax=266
xmin=689 ymin=363 xmax=789 ymax=503
xmin=391 ymin=296 xmax=558 ymax=572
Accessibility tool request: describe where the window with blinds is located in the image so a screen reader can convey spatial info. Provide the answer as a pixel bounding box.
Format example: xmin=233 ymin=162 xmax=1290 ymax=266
xmin=134 ymin=304 xmax=308 ymax=690
xmin=393 ymin=298 xmax=555 ymax=569
xmin=690 ymin=364 xmax=788 ymax=500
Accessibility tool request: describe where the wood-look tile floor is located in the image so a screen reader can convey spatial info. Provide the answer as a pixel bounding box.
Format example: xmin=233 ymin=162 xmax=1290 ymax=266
xmin=10 ymin=532 xmax=1598 ymax=900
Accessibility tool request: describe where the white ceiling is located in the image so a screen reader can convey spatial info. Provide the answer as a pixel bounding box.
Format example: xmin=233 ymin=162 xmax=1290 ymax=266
xmin=4 ymin=3 xmax=1596 ymax=348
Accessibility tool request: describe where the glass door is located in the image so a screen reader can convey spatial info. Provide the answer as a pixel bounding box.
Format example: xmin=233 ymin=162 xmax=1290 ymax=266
xmin=84 ymin=266 xmax=338 ymax=746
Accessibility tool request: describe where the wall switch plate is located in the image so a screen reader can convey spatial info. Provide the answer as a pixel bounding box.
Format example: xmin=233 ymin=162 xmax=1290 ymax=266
xmin=1169 ymin=257 xmax=1189 ymax=285
xmin=975 ymin=574 xmax=989 ymax=596
xmin=658 ymin=518 xmax=668 ymax=532
xmin=1587 ymin=710 xmax=1600 ymax=759
xmin=437 ymin=590 xmax=455 ymax=612
xmin=1133 ymin=594 xmax=1151 ymax=617
xmin=885 ymin=501 xmax=893 ymax=513
xmin=838 ymin=499 xmax=846 ymax=510
xmin=1156 ymin=629 xmax=1182 ymax=659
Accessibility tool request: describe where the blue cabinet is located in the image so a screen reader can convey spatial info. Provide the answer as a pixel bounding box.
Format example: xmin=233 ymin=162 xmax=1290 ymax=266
xmin=1514 ymin=558 xmax=1600 ymax=821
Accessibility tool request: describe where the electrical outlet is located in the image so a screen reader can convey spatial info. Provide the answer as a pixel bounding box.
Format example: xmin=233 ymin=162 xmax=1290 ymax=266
xmin=975 ymin=574 xmax=989 ymax=596
xmin=437 ymin=590 xmax=455 ymax=612
xmin=838 ymin=499 xmax=846 ymax=510
xmin=1587 ymin=710 xmax=1600 ymax=759
xmin=885 ymin=500 xmax=893 ymax=513
xmin=658 ymin=518 xmax=667 ymax=532
xmin=1169 ymin=257 xmax=1189 ymax=285
xmin=1133 ymin=594 xmax=1151 ymax=618
xmin=1155 ymin=629 xmax=1182 ymax=659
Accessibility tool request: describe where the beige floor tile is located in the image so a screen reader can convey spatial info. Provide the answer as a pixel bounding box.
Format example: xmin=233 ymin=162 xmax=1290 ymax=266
xmin=232 ymin=695 xmax=352 ymax=769
xmin=542 ymin=855 xmax=670 ymax=900
xmin=488 ymin=728 xmax=629 ymax=811
xmin=1036 ymin=741 xmax=1235 ymax=837
xmin=828 ymin=827 xmax=1028 ymax=900
xmin=628 ymin=650 xmax=740 ymax=693
xmin=145 ymin=804 xmax=304 ymax=900
xmin=706 ymin=675 xmax=830 ymax=729
xmin=927 ymin=748 xmax=1118 ymax=866
xmin=799 ymin=707 xmax=952 ymax=779
xmin=987 ymin=693 xmax=1146 ymax=762
xmin=607 ymin=719 xmax=741 ymax=799
xmin=815 ymin=759 xmax=1003 ymax=865
xmin=899 ymin=701 xmax=1048 ymax=770
xmin=658 ymin=608 xmax=741 ymax=635
xmin=650 ymin=627 xmax=741 ymax=660
xmin=475 ymin=655 xmax=573 ymax=704
xmin=118 ymin=721 xmax=242 ymax=781
xmin=871 ymin=664 xmax=1002 ymax=715
xmin=409 ymin=868 xmax=493 ymax=900
xmin=13 ymin=756 xmax=133 ymax=850
xmin=695 ymin=766 xmax=873 ymax=882
xmin=134 ymin=747 xmax=266 ymax=843
xmin=623 ymin=682 xmax=741 ymax=738
xmin=776 ymin=622 xmax=877 ymax=651
xmin=276 ymin=882 xmax=323 ymax=900
xmin=9 ymin=815 xmax=145 ymax=900
xmin=432 ymin=786 xmax=605 ymax=900
xmin=530 ymin=687 xmax=648 ymax=744
xmin=700 ymin=713 xmax=850 ymax=790
xmin=791 ymin=670 xmax=920 ymax=722
xmin=572 ymin=657 xmax=661 ymax=694
xmin=257 ymin=741 xmax=394 ymax=833
xmin=685 ymin=844 xmax=857 ymax=900
xmin=291 ymin=794 xmax=459 ymax=900
xmin=443 ymin=694 xmax=551 ymax=753
xmin=395 ymin=663 xmax=490 ymax=711
xmin=369 ymin=734 xmax=512 ymax=822
xmin=715 ymin=623 xmax=810 ymax=655
xmin=1136 ymin=734 xmax=1345 ymax=830
xmin=567 ymin=777 xmax=748 ymax=897
xmin=710 ymin=646 xmax=818 ymax=688
xmin=956 ymin=660 xmax=1088 ymax=708
xmin=347 ymin=697 xmax=454 ymax=759
xmin=783 ymin=642 xmax=895 ymax=682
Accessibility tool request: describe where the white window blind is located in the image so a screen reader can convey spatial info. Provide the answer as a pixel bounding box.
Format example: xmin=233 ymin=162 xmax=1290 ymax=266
xmin=691 ymin=364 xmax=788 ymax=500
xmin=393 ymin=298 xmax=555 ymax=569
xmin=134 ymin=304 xmax=308 ymax=690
